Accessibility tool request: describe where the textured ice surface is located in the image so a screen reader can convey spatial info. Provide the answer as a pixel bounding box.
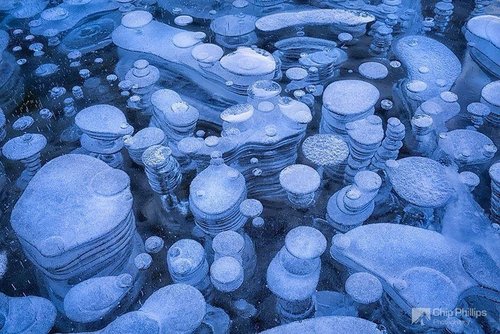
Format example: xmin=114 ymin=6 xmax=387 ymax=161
xmin=386 ymin=157 xmax=453 ymax=208
xmin=63 ymin=274 xmax=133 ymax=323
xmin=437 ymin=129 xmax=496 ymax=166
xmin=464 ymin=15 xmax=500 ymax=77
xmin=0 ymin=292 xmax=56 ymax=334
xmin=0 ymin=1 xmax=499 ymax=333
xmin=261 ymin=316 xmax=382 ymax=334
xmin=323 ymin=80 xmax=380 ymax=117
xmin=255 ymin=9 xmax=375 ymax=32
xmin=12 ymin=154 xmax=132 ymax=251
xmin=394 ymin=35 xmax=461 ymax=100
xmin=331 ymin=223 xmax=500 ymax=316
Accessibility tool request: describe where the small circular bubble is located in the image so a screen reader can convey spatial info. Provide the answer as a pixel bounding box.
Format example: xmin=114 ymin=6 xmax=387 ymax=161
xmin=13 ymin=116 xmax=34 ymax=131
xmin=232 ymin=0 xmax=249 ymax=8
xmin=338 ymin=32 xmax=353 ymax=43
xmin=390 ymin=60 xmax=401 ymax=68
xmin=418 ymin=66 xmax=430 ymax=74
xmin=67 ymin=50 xmax=82 ymax=60
xmin=293 ymin=90 xmax=305 ymax=99
xmin=174 ymin=15 xmax=193 ymax=26
xmin=381 ymin=99 xmax=393 ymax=110
xmin=79 ymin=69 xmax=91 ymax=79
xmin=39 ymin=108 xmax=53 ymax=120
xmin=106 ymin=74 xmax=118 ymax=83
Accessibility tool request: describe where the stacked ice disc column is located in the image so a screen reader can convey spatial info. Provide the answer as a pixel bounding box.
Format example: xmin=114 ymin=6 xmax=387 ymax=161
xmin=167 ymin=239 xmax=212 ymax=300
xmin=414 ymin=91 xmax=460 ymax=133
xmin=326 ymin=170 xmax=382 ymax=232
xmin=344 ymin=115 xmax=384 ymax=184
xmin=10 ymin=154 xmax=143 ymax=313
xmin=489 ymin=162 xmax=500 ymax=224
xmin=467 ymin=102 xmax=491 ymax=129
xmin=189 ymin=152 xmax=248 ymax=236
xmin=433 ymin=1 xmax=454 ymax=33
xmin=407 ymin=114 xmax=437 ymax=157
xmin=124 ymin=127 xmax=166 ymax=166
xmin=267 ymin=226 xmax=327 ymax=323
xmin=150 ymin=89 xmax=200 ymax=168
xmin=370 ymin=117 xmax=405 ymax=170
xmin=125 ymin=59 xmax=160 ymax=115
xmin=211 ymin=230 xmax=257 ymax=295
xmin=178 ymin=80 xmax=312 ymax=201
xmin=75 ymin=104 xmax=134 ymax=169
xmin=212 ymin=228 xmax=257 ymax=282
xmin=298 ymin=48 xmax=347 ymax=84
xmin=142 ymin=145 xmax=183 ymax=211
xmin=279 ymin=164 xmax=321 ymax=209
xmin=368 ymin=25 xmax=393 ymax=58
xmin=320 ymin=80 xmax=380 ymax=137
xmin=481 ymin=80 xmax=500 ymax=126
xmin=1 ymin=133 xmax=47 ymax=190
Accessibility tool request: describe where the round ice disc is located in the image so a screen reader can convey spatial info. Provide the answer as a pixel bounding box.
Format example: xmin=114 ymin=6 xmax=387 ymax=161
xmin=358 ymin=62 xmax=389 ymax=80
xmin=121 ymin=11 xmax=153 ymax=29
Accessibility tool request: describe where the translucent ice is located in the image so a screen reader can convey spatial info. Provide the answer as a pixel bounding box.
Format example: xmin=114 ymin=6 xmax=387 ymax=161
xmin=331 ymin=224 xmax=500 ymax=330
xmin=0 ymin=292 xmax=56 ymax=334
xmin=464 ymin=15 xmax=500 ymax=78
xmin=63 ymin=274 xmax=134 ymax=323
xmin=10 ymin=154 xmax=142 ymax=313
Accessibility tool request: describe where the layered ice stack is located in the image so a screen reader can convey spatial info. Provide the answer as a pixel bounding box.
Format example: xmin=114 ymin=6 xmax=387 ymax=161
xmin=481 ymin=80 xmax=500 ymax=126
xmin=179 ymin=80 xmax=312 ymax=201
xmin=150 ymin=89 xmax=199 ymax=167
xmin=370 ymin=118 xmax=405 ymax=170
xmin=464 ymin=15 xmax=500 ymax=78
xmin=125 ymin=59 xmax=160 ymax=113
xmin=189 ymin=153 xmax=248 ymax=236
xmin=112 ymin=12 xmax=280 ymax=116
xmin=124 ymin=127 xmax=166 ymax=166
xmin=298 ymin=49 xmax=347 ymax=84
xmin=414 ymin=91 xmax=460 ymax=133
xmin=274 ymin=37 xmax=339 ymax=71
xmin=344 ymin=115 xmax=384 ymax=183
xmin=10 ymin=154 xmax=142 ymax=312
xmin=217 ymin=47 xmax=278 ymax=96
xmin=320 ymin=80 xmax=380 ymax=137
xmin=75 ymin=104 xmax=134 ymax=169
xmin=326 ymin=170 xmax=382 ymax=232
